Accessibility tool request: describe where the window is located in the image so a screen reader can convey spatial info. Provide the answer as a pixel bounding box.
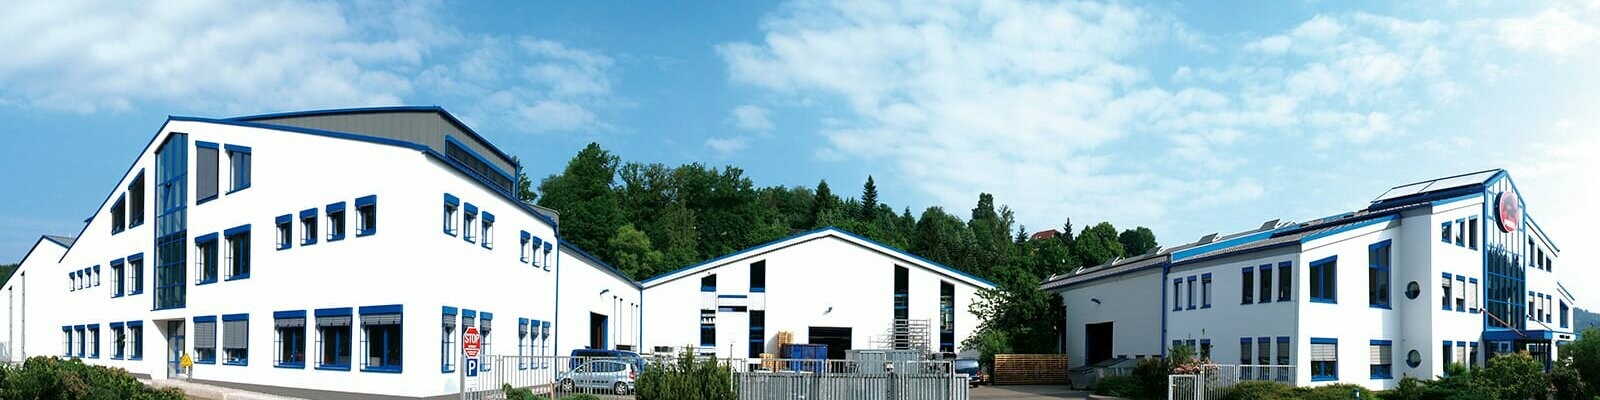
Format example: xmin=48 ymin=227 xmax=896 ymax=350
xmin=300 ymin=209 xmax=318 ymax=246
xmin=276 ymin=214 xmax=293 ymax=250
xmin=110 ymin=260 xmax=125 ymax=297
xmin=76 ymin=325 xmax=85 ymax=357
xmin=356 ymin=195 xmax=377 ymax=236
xmin=1442 ymin=342 xmax=1453 ymax=372
xmin=129 ymin=254 xmax=144 ymax=295
xmin=1441 ymin=221 xmax=1452 ymax=243
xmin=195 ymin=234 xmax=219 ymax=284
xmin=92 ymin=265 xmax=100 ymax=286
xmin=751 ymin=260 xmax=767 ymax=292
xmin=1258 ymin=337 xmax=1271 ymax=373
xmin=1201 ymin=274 xmax=1213 ymax=308
xmin=327 ymin=202 xmax=347 ymax=242
xmin=222 ymin=314 xmax=249 ymax=365
xmin=444 ymin=137 xmax=516 ymax=192
xmin=1241 ymin=267 xmax=1254 ymax=304
xmin=1455 ymin=218 xmax=1466 ymax=246
xmin=111 ymin=195 xmax=127 ymax=234
xmin=315 ymin=307 xmax=353 ymax=370
xmin=1455 ymin=276 xmax=1466 ymax=311
xmin=750 ymin=310 xmax=767 ymax=357
xmin=520 ymin=231 xmax=532 ymax=263
xmin=1369 ymin=241 xmax=1391 ymax=308
xmin=226 ymin=144 xmax=251 ymax=193
xmin=62 ymin=326 xmax=70 ymax=357
xmin=519 ymin=319 xmax=532 ymax=370
xmin=1172 ymin=279 xmax=1182 ymax=311
xmin=128 ymin=172 xmax=145 ymax=227
xmin=153 ymin=134 xmax=187 ymax=310
xmin=111 ymin=322 xmax=125 ymax=360
xmin=542 ymin=242 xmax=552 ymax=271
xmin=540 ymin=321 xmax=551 ymax=369
xmin=225 ymin=225 xmax=250 ymax=280
xmin=88 ymin=324 xmax=100 ymax=358
xmin=1276 ymin=336 xmax=1291 ymax=379
xmin=1467 ymin=216 xmax=1479 ymax=250
xmin=1468 ymin=278 xmax=1479 ymax=313
xmin=443 ymin=194 xmax=460 ymax=236
xmin=1562 ymin=300 xmax=1570 ymax=328
xmin=442 ymin=307 xmax=457 ymax=373
xmin=531 ymin=237 xmax=545 ymax=268
xmin=1370 ymin=340 xmax=1393 ymax=379
xmin=1311 ymin=338 xmax=1338 ymax=381
xmin=360 ymin=305 xmax=403 ymax=373
xmin=1442 ymin=274 xmax=1454 ymax=311
xmin=275 ymin=310 xmax=306 ymax=368
xmin=129 ymin=321 xmax=143 ymax=360
xmin=939 ymin=281 xmax=955 ymax=353
xmin=480 ymin=312 xmax=492 ymax=371
xmin=1259 ymin=265 xmax=1272 ymax=303
xmin=702 ymin=274 xmax=717 ymax=292
xmin=1310 ymin=256 xmax=1336 ymax=303
xmin=1186 ymin=276 xmax=1196 ymax=310
xmin=194 ymin=316 xmax=217 ymax=364
xmin=481 ymin=212 xmax=495 ymax=249
xmin=1240 ymin=338 xmax=1253 ymax=375
xmin=196 ymin=141 xmax=220 ymax=203
xmin=1277 ymin=262 xmax=1291 ymax=301
xmin=463 ymin=204 xmax=478 ymax=243
xmin=1470 ymin=342 xmax=1480 ymax=368
xmin=1200 ymin=339 xmax=1212 ymax=360
xmin=700 ymin=309 xmax=716 ymax=347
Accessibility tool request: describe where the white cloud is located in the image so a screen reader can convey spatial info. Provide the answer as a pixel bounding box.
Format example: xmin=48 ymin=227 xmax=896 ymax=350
xmin=1246 ymin=35 xmax=1293 ymax=54
xmin=1497 ymin=7 xmax=1600 ymax=54
xmin=705 ymin=136 xmax=750 ymax=155
xmin=0 ymin=0 xmax=620 ymax=135
xmin=729 ymin=105 xmax=774 ymax=132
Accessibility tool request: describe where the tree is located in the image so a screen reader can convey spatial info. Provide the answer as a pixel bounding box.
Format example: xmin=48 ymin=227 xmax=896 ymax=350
xmin=1560 ymin=327 xmax=1600 ymax=398
xmin=608 ymin=224 xmax=663 ymax=280
xmin=536 ymin=143 xmax=624 ymax=260
xmin=860 ymin=176 xmax=879 ymax=222
xmin=0 ymin=263 xmax=17 ymax=287
xmin=1073 ymin=222 xmax=1125 ymax=268
xmin=511 ymin=156 xmax=537 ymax=203
xmin=1118 ymin=227 xmax=1158 ymax=257
xmin=1477 ymin=352 xmax=1549 ymax=400
xmin=809 ymin=180 xmax=839 ymax=229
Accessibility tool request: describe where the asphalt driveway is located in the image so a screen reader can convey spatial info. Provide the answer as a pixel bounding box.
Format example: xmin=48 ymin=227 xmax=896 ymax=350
xmin=971 ymin=385 xmax=1092 ymax=399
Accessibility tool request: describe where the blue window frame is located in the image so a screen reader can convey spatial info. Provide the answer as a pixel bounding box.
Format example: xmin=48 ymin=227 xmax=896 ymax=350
xmin=1172 ymin=278 xmax=1182 ymax=311
xmin=442 ymin=306 xmax=458 ymax=373
xmin=1469 ymin=278 xmax=1480 ymax=313
xmin=542 ymin=242 xmax=552 ymax=271
xmin=275 ymin=310 xmax=307 ymax=368
xmin=128 ymin=321 xmax=144 ymax=360
xmin=300 ymin=208 xmax=318 ymax=246
xmin=111 ymin=194 xmax=127 ymax=234
xmin=1241 ymin=266 xmax=1254 ymax=304
xmin=194 ymin=315 xmax=217 ymax=364
xmin=128 ymin=171 xmax=146 ymax=228
xmin=531 ymin=237 xmax=545 ymax=268
xmin=443 ymin=194 xmax=460 ymax=236
xmin=463 ymin=204 xmax=478 ymax=243
xmin=355 ymin=195 xmax=377 ymax=237
xmin=315 ymin=307 xmax=353 ymax=371
xmin=1277 ymin=262 xmax=1292 ymax=301
xmin=1440 ymin=221 xmax=1452 ymax=243
xmin=1311 ymin=337 xmax=1338 ymax=381
xmin=480 ymin=312 xmax=493 ymax=372
xmin=1369 ymin=240 xmax=1392 ymax=309
xmin=195 ymin=141 xmax=220 ymax=204
xmin=1455 ymin=218 xmax=1466 ymax=246
xmin=1443 ymin=273 xmax=1456 ymax=311
xmin=1201 ymin=273 xmax=1212 ymax=308
xmin=520 ymin=231 xmax=532 ymax=263
xmin=1310 ymin=256 xmax=1337 ymax=304
xmin=222 ymin=313 xmax=249 ymax=366
xmin=360 ymin=305 xmax=403 ymax=373
xmin=1454 ymin=275 xmax=1466 ymax=312
xmin=518 ymin=318 xmax=530 ymax=370
xmin=225 ymin=144 xmax=251 ymax=193
xmin=1186 ymin=276 xmax=1197 ymax=310
xmin=61 ymin=326 xmax=71 ymax=357
xmin=110 ymin=322 xmax=125 ymax=360
xmin=109 ymin=259 xmax=125 ymax=297
xmin=326 ymin=201 xmax=347 ymax=242
xmin=481 ymin=212 xmax=495 ymax=250
xmin=1561 ymin=300 xmax=1570 ymax=328
xmin=152 ymin=133 xmax=187 ymax=310
xmin=1370 ymin=340 xmax=1393 ymax=379
xmin=195 ymin=233 xmax=219 ymax=285
xmin=88 ymin=324 xmax=100 ymax=359
xmin=224 ymin=224 xmax=251 ymax=281
xmin=276 ymin=214 xmax=293 ymax=250
xmin=1240 ymin=337 xmax=1253 ymax=375
xmin=1258 ymin=264 xmax=1272 ymax=303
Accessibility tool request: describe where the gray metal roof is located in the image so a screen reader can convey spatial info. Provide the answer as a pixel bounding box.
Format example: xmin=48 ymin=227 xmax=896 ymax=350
xmin=233 ymin=107 xmax=518 ymax=181
xmin=42 ymin=235 xmax=76 ymax=248
xmin=1372 ymin=169 xmax=1499 ymax=204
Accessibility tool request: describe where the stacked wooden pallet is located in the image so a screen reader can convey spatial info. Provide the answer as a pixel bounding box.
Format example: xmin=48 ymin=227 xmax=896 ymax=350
xmin=775 ymin=331 xmax=795 ymax=348
xmin=993 ymin=354 xmax=1071 ymax=385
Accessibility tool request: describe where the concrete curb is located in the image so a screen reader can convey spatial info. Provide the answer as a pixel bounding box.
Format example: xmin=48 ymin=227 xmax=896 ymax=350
xmin=144 ymin=379 xmax=309 ymax=400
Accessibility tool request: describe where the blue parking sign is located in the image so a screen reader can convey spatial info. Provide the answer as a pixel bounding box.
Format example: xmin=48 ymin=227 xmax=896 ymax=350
xmin=466 ymin=358 xmax=479 ymax=377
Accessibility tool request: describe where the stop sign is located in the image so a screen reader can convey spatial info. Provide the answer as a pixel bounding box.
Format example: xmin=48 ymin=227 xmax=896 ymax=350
xmin=463 ymin=326 xmax=482 ymax=358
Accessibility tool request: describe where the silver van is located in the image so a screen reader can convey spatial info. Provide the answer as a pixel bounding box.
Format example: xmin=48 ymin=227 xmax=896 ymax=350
xmin=557 ymin=359 xmax=636 ymax=395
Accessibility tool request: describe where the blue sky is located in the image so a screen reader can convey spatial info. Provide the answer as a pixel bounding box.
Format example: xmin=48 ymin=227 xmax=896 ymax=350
xmin=2 ymin=0 xmax=1597 ymax=306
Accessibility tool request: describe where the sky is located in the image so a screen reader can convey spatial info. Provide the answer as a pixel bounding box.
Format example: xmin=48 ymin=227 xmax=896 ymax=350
xmin=1 ymin=1 xmax=1597 ymax=307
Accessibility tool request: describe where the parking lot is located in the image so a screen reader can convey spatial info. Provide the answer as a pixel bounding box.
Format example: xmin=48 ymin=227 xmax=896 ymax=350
xmin=970 ymin=385 xmax=1091 ymax=399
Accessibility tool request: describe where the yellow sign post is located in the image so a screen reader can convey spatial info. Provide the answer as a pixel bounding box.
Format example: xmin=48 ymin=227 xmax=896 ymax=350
xmin=180 ymin=352 xmax=194 ymax=369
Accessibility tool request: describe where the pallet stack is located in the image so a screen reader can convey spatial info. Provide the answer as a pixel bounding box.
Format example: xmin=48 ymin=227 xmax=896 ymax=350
xmin=775 ymin=331 xmax=795 ymax=349
xmin=993 ymin=354 xmax=1071 ymax=385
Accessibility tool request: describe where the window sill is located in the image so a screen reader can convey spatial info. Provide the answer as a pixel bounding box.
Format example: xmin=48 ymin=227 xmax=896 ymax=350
xmin=441 ymin=368 xmax=456 ymax=374
xmin=1186 ymin=306 xmax=1196 ymax=310
xmin=1311 ymin=376 xmax=1337 ymax=382
xmin=751 ymin=288 xmax=766 ymax=293
xmin=1371 ymin=374 xmax=1393 ymax=380
xmin=129 ymin=222 xmax=144 ymax=229
xmin=444 ymin=229 xmax=457 ymax=237
xmin=197 ymin=195 xmax=218 ymax=205
xmin=363 ymin=366 xmax=402 ymax=374
xmin=111 ymin=357 xmax=122 ymax=360
xmin=197 ymin=359 xmax=215 ymax=365
xmin=1370 ymin=305 xmax=1392 ymax=310
xmin=277 ymin=244 xmax=291 ymax=251
xmin=302 ymin=240 xmax=318 ymax=246
xmin=316 ymin=364 xmax=352 ymax=371
xmin=225 ymin=274 xmax=251 ymax=282
xmin=1311 ymin=298 xmax=1337 ymax=304
xmin=225 ymin=185 xmax=251 ymax=195
xmin=130 ymin=357 xmax=142 ymax=361
xmin=223 ymin=361 xmax=248 ymax=366
xmin=275 ymin=363 xmax=306 ymax=369
xmin=197 ymin=279 xmax=218 ymax=286
xmin=112 ymin=294 xmax=123 ymax=298
xmin=356 ymin=229 xmax=376 ymax=237
xmin=1201 ymin=305 xmax=1211 ymax=309
xmin=329 ymin=235 xmax=345 ymax=242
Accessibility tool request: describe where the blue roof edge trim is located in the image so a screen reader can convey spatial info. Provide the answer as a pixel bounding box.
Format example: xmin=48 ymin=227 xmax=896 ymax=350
xmin=639 ymin=227 xmax=996 ymax=289
xmin=558 ymin=240 xmax=642 ymax=289
xmin=226 ymin=106 xmax=521 ymax=172
xmin=829 ymin=227 xmax=997 ymax=287
xmin=1170 ymin=230 xmax=1278 ymax=262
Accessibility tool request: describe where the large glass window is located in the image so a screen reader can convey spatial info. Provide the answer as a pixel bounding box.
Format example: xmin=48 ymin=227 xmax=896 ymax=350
xmin=894 ymin=266 xmax=909 ymax=320
xmin=153 ymin=133 xmax=187 ymax=311
xmin=222 ymin=314 xmax=249 ymax=366
xmin=315 ymin=308 xmax=353 ymax=370
xmin=1311 ymin=338 xmax=1338 ymax=381
xmin=938 ymin=281 xmax=954 ymax=352
xmin=1369 ymin=241 xmax=1391 ymax=308
xmin=194 ymin=316 xmax=217 ymax=364
xmin=750 ymin=310 xmax=767 ymax=357
xmin=751 ymin=261 xmax=767 ymax=292
xmin=275 ymin=311 xmax=306 ymax=368
xmin=1310 ymin=257 xmax=1337 ymax=303
xmin=362 ymin=305 xmax=403 ymax=373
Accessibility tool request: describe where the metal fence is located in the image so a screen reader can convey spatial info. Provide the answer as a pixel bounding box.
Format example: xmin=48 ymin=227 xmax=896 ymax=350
xmin=1166 ymin=364 xmax=1298 ymax=400
xmin=459 ymin=355 xmax=968 ymax=400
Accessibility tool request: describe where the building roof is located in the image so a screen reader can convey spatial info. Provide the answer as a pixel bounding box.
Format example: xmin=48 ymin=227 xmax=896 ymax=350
xmin=42 ymin=235 xmax=77 ymax=248
xmin=640 ymin=227 xmax=997 ymax=289
xmin=1370 ymin=169 xmax=1501 ymax=209
xmin=230 ymin=106 xmax=519 ymax=178
xmin=558 ymin=240 xmax=643 ymax=290
xmin=1030 ymin=230 xmax=1060 ymax=241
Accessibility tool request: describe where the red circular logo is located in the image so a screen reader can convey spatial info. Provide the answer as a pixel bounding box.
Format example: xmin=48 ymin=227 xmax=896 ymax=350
xmin=1497 ymin=191 xmax=1521 ymax=233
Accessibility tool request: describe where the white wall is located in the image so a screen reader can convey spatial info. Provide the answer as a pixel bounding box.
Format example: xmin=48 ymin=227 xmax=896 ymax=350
xmin=1167 ymin=248 xmax=1301 ymax=373
xmin=554 ymin=245 xmax=641 ymax=356
xmin=1056 ymin=267 xmax=1163 ymax=368
xmin=1295 ymin=218 xmax=1403 ymax=389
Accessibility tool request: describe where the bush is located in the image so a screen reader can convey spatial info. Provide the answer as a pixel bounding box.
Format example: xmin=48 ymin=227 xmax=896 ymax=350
xmin=1549 ymin=362 xmax=1588 ymax=400
xmin=634 ymin=349 xmax=735 ymax=400
xmin=1219 ymin=380 xmax=1295 ymax=400
xmin=1093 ymin=375 xmax=1142 ymax=398
xmin=1294 ymin=383 xmax=1371 ymax=400
xmin=1479 ymin=352 xmax=1549 ymax=400
xmin=1129 ymin=357 xmax=1169 ymax=400
xmin=0 ymin=356 xmax=185 ymax=400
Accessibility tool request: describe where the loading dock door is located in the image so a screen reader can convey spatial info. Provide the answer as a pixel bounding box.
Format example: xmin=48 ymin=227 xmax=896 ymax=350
xmin=1085 ymin=322 xmax=1113 ymax=365
xmin=808 ymin=327 xmax=852 ymax=359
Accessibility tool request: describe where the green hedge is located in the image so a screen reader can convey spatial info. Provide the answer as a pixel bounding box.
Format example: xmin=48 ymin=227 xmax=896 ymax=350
xmin=1218 ymin=381 xmax=1295 ymax=400
xmin=1093 ymin=376 xmax=1142 ymax=398
xmin=634 ymin=350 xmax=734 ymax=400
xmin=0 ymin=356 xmax=185 ymax=400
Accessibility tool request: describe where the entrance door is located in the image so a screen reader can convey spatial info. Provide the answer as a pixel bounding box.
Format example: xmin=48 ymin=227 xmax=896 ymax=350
xmin=1085 ymin=322 xmax=1113 ymax=365
xmin=807 ymin=327 xmax=852 ymax=360
xmin=589 ymin=313 xmax=608 ymax=350
xmin=166 ymin=321 xmax=186 ymax=378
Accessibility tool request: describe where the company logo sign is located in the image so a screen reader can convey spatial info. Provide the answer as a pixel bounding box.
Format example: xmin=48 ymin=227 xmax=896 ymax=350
xmin=1497 ymin=191 xmax=1521 ymax=232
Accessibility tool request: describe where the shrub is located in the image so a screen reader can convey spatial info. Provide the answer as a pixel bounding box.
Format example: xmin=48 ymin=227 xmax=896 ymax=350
xmin=1294 ymin=383 xmax=1371 ymax=400
xmin=561 ymin=394 xmax=601 ymax=400
xmin=1093 ymin=375 xmax=1142 ymax=398
xmin=1549 ymin=362 xmax=1588 ymax=400
xmin=634 ymin=349 xmax=734 ymax=400
xmin=0 ymin=357 xmax=184 ymax=400
xmin=1129 ymin=357 xmax=1169 ymax=400
xmin=1479 ymin=352 xmax=1549 ymax=400
xmin=1219 ymin=380 xmax=1295 ymax=400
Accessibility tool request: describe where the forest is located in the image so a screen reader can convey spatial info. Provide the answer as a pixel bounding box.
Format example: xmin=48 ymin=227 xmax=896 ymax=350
xmin=526 ymin=143 xmax=1161 ymax=356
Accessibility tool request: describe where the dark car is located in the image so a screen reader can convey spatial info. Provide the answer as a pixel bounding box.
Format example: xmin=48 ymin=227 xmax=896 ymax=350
xmin=955 ymin=358 xmax=988 ymax=387
xmin=569 ymin=349 xmax=646 ymax=372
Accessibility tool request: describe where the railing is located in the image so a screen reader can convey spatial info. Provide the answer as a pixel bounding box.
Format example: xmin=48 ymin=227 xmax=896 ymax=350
xmin=1167 ymin=364 xmax=1297 ymax=400
xmin=460 ymin=355 xmax=968 ymax=400
xmin=463 ymin=355 xmax=637 ymax=399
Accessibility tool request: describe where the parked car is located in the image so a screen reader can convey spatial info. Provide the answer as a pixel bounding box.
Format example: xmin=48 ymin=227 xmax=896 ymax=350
xmin=557 ymin=359 xmax=636 ymax=395
xmin=955 ymin=358 xmax=988 ymax=387
xmin=569 ymin=349 xmax=647 ymax=372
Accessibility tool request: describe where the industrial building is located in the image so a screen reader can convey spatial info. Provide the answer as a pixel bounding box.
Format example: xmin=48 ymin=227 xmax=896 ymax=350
xmin=0 ymin=106 xmax=991 ymax=399
xmin=1043 ymin=170 xmax=1574 ymax=390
